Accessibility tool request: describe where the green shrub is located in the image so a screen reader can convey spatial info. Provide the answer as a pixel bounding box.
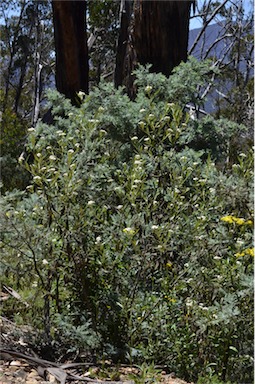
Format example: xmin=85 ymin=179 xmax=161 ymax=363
xmin=0 ymin=64 xmax=253 ymax=382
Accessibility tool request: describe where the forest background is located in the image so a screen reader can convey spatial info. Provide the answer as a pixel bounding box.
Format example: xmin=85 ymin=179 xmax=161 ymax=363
xmin=0 ymin=1 xmax=254 ymax=383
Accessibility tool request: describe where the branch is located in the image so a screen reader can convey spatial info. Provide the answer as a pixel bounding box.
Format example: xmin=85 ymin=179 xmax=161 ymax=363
xmin=189 ymin=0 xmax=229 ymax=55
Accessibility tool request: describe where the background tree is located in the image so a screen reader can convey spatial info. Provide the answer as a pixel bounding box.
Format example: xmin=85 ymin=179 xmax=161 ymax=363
xmin=189 ymin=0 xmax=254 ymax=127
xmin=87 ymin=0 xmax=119 ymax=86
xmin=51 ymin=0 xmax=89 ymax=103
xmin=115 ymin=0 xmax=195 ymax=97
xmin=0 ymin=0 xmax=54 ymax=191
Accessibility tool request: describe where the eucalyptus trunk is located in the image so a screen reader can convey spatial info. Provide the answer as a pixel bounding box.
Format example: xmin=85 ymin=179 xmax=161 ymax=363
xmin=115 ymin=0 xmax=194 ymax=98
xmin=52 ymin=0 xmax=89 ymax=104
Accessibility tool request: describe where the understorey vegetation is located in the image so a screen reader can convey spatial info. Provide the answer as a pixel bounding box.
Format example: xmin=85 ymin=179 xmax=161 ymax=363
xmin=0 ymin=62 xmax=253 ymax=383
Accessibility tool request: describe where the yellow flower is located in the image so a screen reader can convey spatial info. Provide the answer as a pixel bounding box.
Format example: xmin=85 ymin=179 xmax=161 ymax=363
xmin=235 ymin=248 xmax=254 ymax=257
xmin=166 ymin=262 xmax=172 ymax=269
xmin=169 ymin=298 xmax=177 ymax=303
xmin=221 ymin=215 xmax=235 ymax=224
xmin=221 ymin=215 xmax=248 ymax=225
xmin=233 ymin=217 xmax=245 ymax=225
xmin=245 ymin=248 xmax=254 ymax=257
xmin=245 ymin=220 xmax=253 ymax=226
xmin=235 ymin=252 xmax=245 ymax=257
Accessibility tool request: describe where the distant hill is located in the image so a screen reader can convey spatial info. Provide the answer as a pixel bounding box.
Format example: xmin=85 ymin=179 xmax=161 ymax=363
xmin=188 ymin=22 xmax=253 ymax=113
xmin=189 ymin=23 xmax=225 ymax=59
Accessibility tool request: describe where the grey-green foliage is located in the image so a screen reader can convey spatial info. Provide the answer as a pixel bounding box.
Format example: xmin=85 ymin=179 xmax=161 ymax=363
xmin=179 ymin=115 xmax=248 ymax=163
xmin=133 ymin=56 xmax=219 ymax=108
xmin=0 ymin=64 xmax=253 ymax=382
xmin=53 ymin=313 xmax=101 ymax=353
xmin=133 ymin=58 xmax=245 ymax=164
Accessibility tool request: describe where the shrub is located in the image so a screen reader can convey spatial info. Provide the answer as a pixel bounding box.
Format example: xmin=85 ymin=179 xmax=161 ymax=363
xmin=0 ymin=64 xmax=253 ymax=382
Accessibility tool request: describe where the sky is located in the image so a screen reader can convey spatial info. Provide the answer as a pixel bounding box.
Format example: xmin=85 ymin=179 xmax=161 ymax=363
xmin=1 ymin=0 xmax=253 ymax=31
xmin=189 ymin=0 xmax=254 ymax=30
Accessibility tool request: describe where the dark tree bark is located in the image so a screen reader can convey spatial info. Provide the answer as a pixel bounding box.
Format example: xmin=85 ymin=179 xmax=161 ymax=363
xmin=115 ymin=0 xmax=194 ymax=97
xmin=114 ymin=0 xmax=132 ymax=88
xmin=52 ymin=0 xmax=89 ymax=104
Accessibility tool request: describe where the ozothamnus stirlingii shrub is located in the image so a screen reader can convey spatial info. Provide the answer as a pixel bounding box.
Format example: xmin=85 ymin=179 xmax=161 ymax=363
xmin=0 ymin=63 xmax=253 ymax=382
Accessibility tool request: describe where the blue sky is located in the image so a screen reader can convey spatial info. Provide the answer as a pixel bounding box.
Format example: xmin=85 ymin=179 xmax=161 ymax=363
xmin=1 ymin=1 xmax=253 ymax=31
xmin=189 ymin=0 xmax=254 ymax=30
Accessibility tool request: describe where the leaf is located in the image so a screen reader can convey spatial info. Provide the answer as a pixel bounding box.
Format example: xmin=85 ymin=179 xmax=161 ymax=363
xmin=229 ymin=346 xmax=238 ymax=353
xmin=3 ymin=285 xmax=29 ymax=307
xmin=47 ymin=367 xmax=67 ymax=384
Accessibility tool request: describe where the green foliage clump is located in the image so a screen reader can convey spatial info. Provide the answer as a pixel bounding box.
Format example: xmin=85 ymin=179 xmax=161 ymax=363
xmin=133 ymin=57 xmax=219 ymax=109
xmin=0 ymin=63 xmax=253 ymax=383
xmin=0 ymin=90 xmax=30 ymax=191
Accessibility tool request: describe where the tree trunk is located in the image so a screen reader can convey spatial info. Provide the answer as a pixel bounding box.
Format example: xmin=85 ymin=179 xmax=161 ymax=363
xmin=114 ymin=0 xmax=132 ymax=88
xmin=52 ymin=0 xmax=89 ymax=104
xmin=115 ymin=0 xmax=194 ymax=97
xmin=134 ymin=0 xmax=192 ymax=74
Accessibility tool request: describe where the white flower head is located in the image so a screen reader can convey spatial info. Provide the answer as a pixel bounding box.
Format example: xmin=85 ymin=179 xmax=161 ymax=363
xmin=57 ymin=130 xmax=65 ymax=136
xmin=145 ymin=85 xmax=152 ymax=93
xmin=18 ymin=153 xmax=25 ymax=163
xmin=49 ymin=155 xmax=56 ymax=161
xmin=87 ymin=200 xmax=95 ymax=206
xmin=78 ymin=91 xmax=85 ymax=99
xmin=95 ymin=236 xmax=102 ymax=244
xmin=138 ymin=121 xmax=145 ymax=128
xmin=186 ymin=298 xmax=194 ymax=308
xmin=33 ymin=176 xmax=41 ymax=181
xmin=123 ymin=227 xmax=135 ymax=235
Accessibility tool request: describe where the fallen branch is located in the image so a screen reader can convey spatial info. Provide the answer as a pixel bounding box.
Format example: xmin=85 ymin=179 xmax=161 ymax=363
xmin=0 ymin=347 xmax=135 ymax=384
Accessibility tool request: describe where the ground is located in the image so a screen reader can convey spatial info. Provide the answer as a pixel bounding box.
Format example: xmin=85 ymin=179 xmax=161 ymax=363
xmin=0 ymin=317 xmax=193 ymax=384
